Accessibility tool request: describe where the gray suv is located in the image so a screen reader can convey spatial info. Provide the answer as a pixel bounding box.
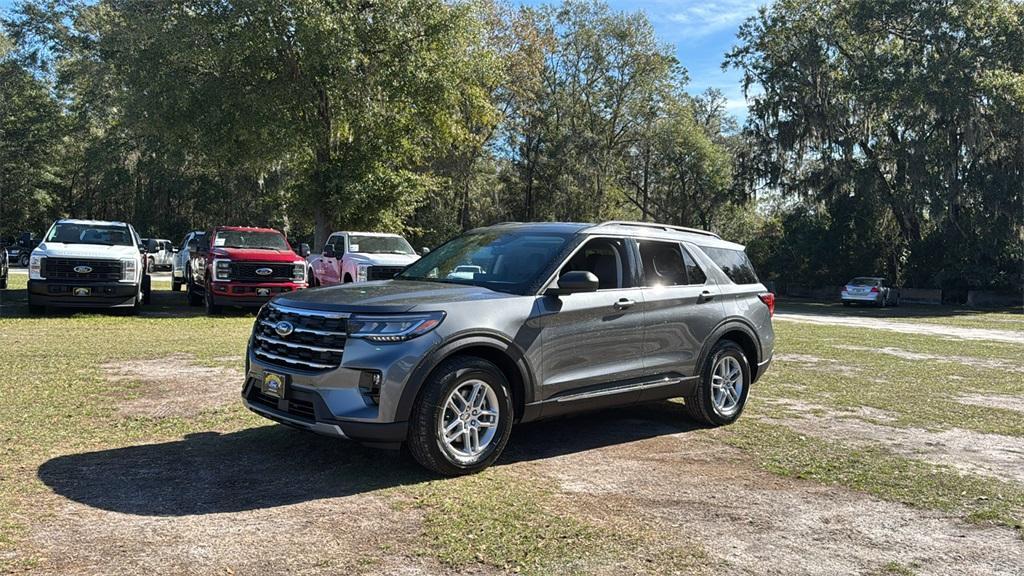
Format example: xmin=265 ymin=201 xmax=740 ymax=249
xmin=243 ymin=221 xmax=775 ymax=475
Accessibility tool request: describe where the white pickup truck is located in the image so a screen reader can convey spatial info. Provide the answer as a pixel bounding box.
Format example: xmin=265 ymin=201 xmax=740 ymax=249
xmin=28 ymin=219 xmax=151 ymax=314
xmin=307 ymin=231 xmax=421 ymax=286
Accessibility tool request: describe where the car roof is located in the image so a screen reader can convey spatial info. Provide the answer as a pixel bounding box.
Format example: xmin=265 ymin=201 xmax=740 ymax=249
xmin=56 ymin=218 xmax=129 ymax=227
xmin=214 ymin=226 xmax=282 ymax=233
xmin=468 ymin=221 xmax=745 ymax=250
xmin=335 ymin=231 xmax=406 ymax=237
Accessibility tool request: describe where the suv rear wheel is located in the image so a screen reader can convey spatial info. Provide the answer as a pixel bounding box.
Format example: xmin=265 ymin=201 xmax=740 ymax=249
xmin=684 ymin=340 xmax=751 ymax=426
xmin=407 ymin=356 xmax=513 ymax=476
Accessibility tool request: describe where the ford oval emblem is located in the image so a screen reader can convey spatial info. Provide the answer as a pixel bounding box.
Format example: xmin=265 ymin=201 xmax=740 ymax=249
xmin=73 ymin=265 xmax=93 ymax=274
xmin=255 ymin=267 xmax=273 ymax=276
xmin=274 ymin=321 xmax=294 ymax=337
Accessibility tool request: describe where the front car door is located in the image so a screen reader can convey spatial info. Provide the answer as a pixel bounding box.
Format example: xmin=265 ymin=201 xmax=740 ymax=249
xmin=535 ymin=236 xmax=646 ymax=414
xmin=635 ymin=239 xmax=725 ymax=399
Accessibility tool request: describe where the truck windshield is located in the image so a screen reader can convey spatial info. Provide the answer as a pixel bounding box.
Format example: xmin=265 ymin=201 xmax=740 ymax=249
xmin=214 ymin=230 xmax=289 ymax=250
xmin=45 ymin=222 xmax=133 ymax=246
xmin=349 ymin=235 xmax=415 ymax=255
xmin=398 ymin=229 xmax=573 ymax=294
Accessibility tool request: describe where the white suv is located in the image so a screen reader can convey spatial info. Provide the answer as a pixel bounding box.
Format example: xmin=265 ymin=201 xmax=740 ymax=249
xmin=28 ymin=219 xmax=151 ymax=314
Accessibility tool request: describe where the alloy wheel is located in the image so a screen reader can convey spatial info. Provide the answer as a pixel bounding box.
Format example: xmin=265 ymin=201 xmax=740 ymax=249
xmin=711 ymin=355 xmax=744 ymax=417
xmin=439 ymin=379 xmax=500 ymax=463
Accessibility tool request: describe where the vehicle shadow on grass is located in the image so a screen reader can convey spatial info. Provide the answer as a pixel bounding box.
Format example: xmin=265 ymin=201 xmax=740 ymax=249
xmin=37 ymin=401 xmax=700 ymax=516
xmin=0 ymin=287 xmax=257 ymax=319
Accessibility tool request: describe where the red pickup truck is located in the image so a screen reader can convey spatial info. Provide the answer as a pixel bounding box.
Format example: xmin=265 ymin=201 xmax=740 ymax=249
xmin=186 ymin=226 xmax=309 ymax=314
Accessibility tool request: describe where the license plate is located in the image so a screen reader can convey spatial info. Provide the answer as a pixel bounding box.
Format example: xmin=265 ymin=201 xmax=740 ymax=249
xmin=256 ymin=288 xmax=271 ymax=296
xmin=73 ymin=287 xmax=91 ymax=297
xmin=262 ymin=372 xmax=286 ymax=399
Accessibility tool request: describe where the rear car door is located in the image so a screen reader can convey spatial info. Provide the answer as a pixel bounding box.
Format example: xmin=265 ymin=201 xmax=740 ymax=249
xmin=537 ymin=236 xmax=646 ymax=406
xmin=636 ymin=239 xmax=725 ymax=383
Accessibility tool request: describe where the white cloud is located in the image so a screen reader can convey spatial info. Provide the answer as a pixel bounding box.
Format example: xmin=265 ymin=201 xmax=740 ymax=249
xmin=663 ymin=0 xmax=760 ymax=39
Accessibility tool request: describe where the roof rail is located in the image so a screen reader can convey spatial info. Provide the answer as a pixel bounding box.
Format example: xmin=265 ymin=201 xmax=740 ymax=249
xmin=595 ymin=220 xmax=720 ymax=239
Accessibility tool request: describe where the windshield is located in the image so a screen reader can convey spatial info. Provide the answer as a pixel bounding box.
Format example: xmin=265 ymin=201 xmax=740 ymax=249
xmin=46 ymin=222 xmax=133 ymax=246
xmin=849 ymin=277 xmax=881 ymax=286
xmin=349 ymin=235 xmax=415 ymax=255
xmin=398 ymin=229 xmax=574 ymax=294
xmin=214 ymin=230 xmax=289 ymax=250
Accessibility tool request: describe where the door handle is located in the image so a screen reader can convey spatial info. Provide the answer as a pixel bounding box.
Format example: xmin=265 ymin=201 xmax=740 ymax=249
xmin=613 ymin=298 xmax=636 ymax=310
xmin=698 ymin=290 xmax=715 ymax=303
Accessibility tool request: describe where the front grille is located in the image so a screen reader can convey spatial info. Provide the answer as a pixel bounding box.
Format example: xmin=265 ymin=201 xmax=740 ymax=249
xmin=43 ymin=258 xmax=122 ymax=281
xmin=252 ymin=304 xmax=347 ymax=371
xmin=367 ymin=265 xmax=405 ymax=281
xmin=231 ymin=262 xmax=295 ymax=282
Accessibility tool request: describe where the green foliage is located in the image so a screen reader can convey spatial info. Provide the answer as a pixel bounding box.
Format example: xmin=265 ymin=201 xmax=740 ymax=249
xmin=728 ymin=0 xmax=1024 ymax=291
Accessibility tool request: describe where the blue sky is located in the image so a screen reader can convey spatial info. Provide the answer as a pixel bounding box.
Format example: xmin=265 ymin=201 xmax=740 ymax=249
xmin=1 ymin=0 xmax=761 ymax=120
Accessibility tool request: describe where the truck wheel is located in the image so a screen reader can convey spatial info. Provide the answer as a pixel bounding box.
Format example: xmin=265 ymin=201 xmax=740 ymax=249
xmin=204 ymin=286 xmax=221 ymax=315
xmin=187 ymin=282 xmax=202 ymax=306
xmin=684 ymin=340 xmax=751 ymax=427
xmin=0 ymin=277 xmax=6 ymax=289
xmin=172 ymin=279 xmax=181 ymax=292
xmin=407 ymin=356 xmax=514 ymax=476
xmin=147 ymin=256 xmax=155 ymax=272
xmin=344 ymin=274 xmax=353 ymax=283
xmin=142 ymin=275 xmax=152 ymax=304
xmin=19 ymin=253 xmax=29 ymax=267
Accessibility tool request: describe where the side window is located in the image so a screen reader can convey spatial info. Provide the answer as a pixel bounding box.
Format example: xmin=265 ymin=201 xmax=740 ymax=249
xmin=559 ymin=237 xmax=632 ymax=290
xmin=638 ymin=240 xmax=689 ymax=287
xmin=180 ymin=234 xmax=191 ymax=251
xmin=681 ymin=245 xmax=707 ymax=284
xmin=702 ymin=246 xmax=759 ymax=285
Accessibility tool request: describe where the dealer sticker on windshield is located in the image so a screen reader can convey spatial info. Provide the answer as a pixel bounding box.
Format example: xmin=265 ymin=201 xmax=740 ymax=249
xmin=262 ymin=372 xmax=285 ymax=399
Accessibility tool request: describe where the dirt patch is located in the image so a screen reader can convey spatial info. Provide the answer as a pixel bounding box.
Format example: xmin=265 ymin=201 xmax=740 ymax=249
xmin=507 ymin=407 xmax=1024 ymax=576
xmin=775 ymin=313 xmax=1024 ymax=344
xmin=957 ymin=394 xmax=1024 ymax=414
xmin=776 ymin=408 xmax=1024 ymax=485
xmin=775 ymin=353 xmax=862 ymax=376
xmin=835 ymin=345 xmax=1024 ymax=372
xmin=101 ymin=354 xmax=243 ymax=418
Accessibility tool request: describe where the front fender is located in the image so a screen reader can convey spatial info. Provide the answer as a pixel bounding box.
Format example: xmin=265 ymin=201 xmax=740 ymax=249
xmin=393 ymin=332 xmax=537 ymax=423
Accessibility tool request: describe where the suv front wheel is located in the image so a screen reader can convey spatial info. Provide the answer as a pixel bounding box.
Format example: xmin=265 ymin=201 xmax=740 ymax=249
xmin=685 ymin=340 xmax=751 ymax=426
xmin=407 ymin=356 xmax=514 ymax=476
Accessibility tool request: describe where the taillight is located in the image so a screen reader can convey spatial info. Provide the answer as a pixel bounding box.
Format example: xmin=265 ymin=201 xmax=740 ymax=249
xmin=759 ymin=292 xmax=775 ymax=317
xmin=870 ymin=286 xmax=879 ymax=293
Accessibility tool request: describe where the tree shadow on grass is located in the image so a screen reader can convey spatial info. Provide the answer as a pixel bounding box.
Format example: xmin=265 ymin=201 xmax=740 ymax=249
xmin=38 ymin=401 xmax=701 ymax=516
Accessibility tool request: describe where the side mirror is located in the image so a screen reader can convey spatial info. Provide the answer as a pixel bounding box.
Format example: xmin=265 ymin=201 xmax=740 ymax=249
xmin=299 ymin=243 xmax=310 ymax=258
xmin=546 ymin=271 xmax=600 ymax=295
xmin=323 ymin=244 xmax=336 ymax=258
xmin=420 ymin=247 xmax=430 ymax=256
xmin=146 ymin=238 xmax=158 ymax=253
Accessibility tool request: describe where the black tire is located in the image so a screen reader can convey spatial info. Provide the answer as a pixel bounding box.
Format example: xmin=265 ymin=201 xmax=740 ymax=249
xmin=684 ymin=340 xmax=751 ymax=426
xmin=141 ymin=275 xmax=152 ymax=304
xmin=204 ymin=285 xmax=221 ymax=315
xmin=172 ymin=279 xmax=181 ymax=292
xmin=0 ymin=277 xmax=6 ymax=289
xmin=187 ymin=282 xmax=202 ymax=306
xmin=343 ymin=274 xmax=353 ymax=284
xmin=19 ymin=253 xmax=29 ymax=267
xmin=407 ymin=356 xmax=514 ymax=476
xmin=147 ymin=256 xmax=155 ymax=272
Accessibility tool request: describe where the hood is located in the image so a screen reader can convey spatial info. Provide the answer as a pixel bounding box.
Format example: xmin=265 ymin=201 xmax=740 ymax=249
xmin=347 ymin=252 xmax=420 ymax=266
xmin=36 ymin=242 xmax=140 ymax=260
xmin=272 ymin=279 xmax=513 ymax=313
xmin=210 ymin=247 xmax=304 ymax=263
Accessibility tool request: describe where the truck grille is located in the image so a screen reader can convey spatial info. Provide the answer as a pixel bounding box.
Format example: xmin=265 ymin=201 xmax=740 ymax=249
xmin=252 ymin=303 xmax=347 ymax=371
xmin=231 ymin=262 xmax=295 ymax=282
xmin=42 ymin=258 xmax=122 ymax=281
xmin=367 ymin=265 xmax=405 ymax=281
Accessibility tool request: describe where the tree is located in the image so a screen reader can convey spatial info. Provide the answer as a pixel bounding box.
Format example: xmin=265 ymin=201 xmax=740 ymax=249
xmin=728 ymin=0 xmax=1024 ymax=290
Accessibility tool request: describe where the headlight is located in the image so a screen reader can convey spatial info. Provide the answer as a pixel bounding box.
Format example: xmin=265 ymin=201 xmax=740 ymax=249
xmin=214 ymin=258 xmax=231 ymax=281
xmin=293 ymin=262 xmax=306 ymax=283
xmin=30 ymin=254 xmax=45 ymax=279
xmin=120 ymin=258 xmax=138 ymax=282
xmin=357 ymin=264 xmax=369 ymax=282
xmin=349 ymin=311 xmax=445 ymax=342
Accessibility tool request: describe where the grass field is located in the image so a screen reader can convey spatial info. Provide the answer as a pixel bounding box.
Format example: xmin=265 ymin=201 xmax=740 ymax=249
xmin=1 ymin=275 xmax=1021 ymax=574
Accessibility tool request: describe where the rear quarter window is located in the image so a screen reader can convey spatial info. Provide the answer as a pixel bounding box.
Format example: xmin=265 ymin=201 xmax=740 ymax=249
xmin=701 ymin=246 xmax=759 ymax=285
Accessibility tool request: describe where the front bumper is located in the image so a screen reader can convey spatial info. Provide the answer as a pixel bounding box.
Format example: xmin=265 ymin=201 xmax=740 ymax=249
xmin=209 ymin=282 xmax=305 ymax=307
xmin=28 ymin=279 xmax=137 ymax=308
